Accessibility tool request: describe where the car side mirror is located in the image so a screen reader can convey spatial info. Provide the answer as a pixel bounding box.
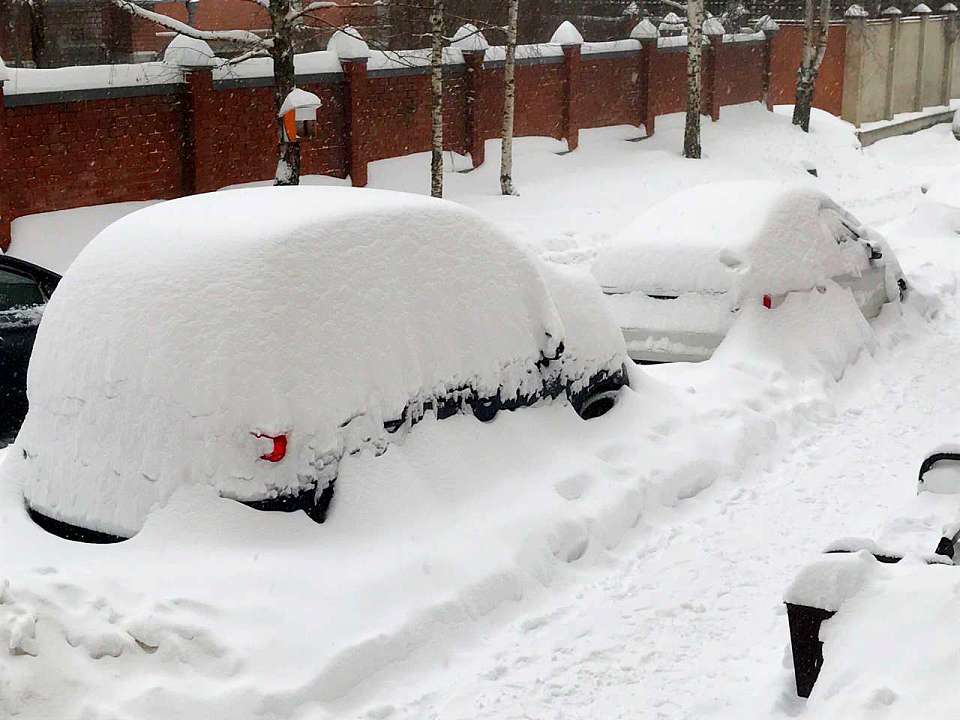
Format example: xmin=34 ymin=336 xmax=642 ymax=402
xmin=865 ymin=243 xmax=883 ymax=261
xmin=918 ymin=452 xmax=960 ymax=494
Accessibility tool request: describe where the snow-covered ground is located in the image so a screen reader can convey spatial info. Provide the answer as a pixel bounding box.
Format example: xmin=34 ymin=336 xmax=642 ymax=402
xmin=2 ymin=103 xmax=960 ymax=719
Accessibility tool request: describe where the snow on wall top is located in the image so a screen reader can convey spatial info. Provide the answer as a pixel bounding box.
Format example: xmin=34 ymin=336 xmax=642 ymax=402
xmin=2 ymin=62 xmax=183 ymax=95
xmin=14 ymin=187 xmax=586 ymax=537
xmin=550 ymin=21 xmax=584 ymax=45
xmin=327 ymin=26 xmax=370 ymax=60
xmin=591 ymin=182 xmax=873 ymax=301
xmin=450 ymin=24 xmax=490 ymax=52
xmin=163 ymin=34 xmax=218 ymax=67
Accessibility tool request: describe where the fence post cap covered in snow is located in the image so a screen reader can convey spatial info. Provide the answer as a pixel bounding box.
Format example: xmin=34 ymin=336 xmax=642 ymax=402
xmin=630 ymin=18 xmax=660 ymax=40
xmin=912 ymin=3 xmax=933 ymax=12
xmin=882 ymin=5 xmax=903 ymax=14
xmin=550 ymin=20 xmax=584 ymax=46
xmin=757 ymin=15 xmax=781 ymax=35
xmin=328 ymin=26 xmax=371 ymax=60
xmin=941 ymin=3 xmax=959 ymax=11
xmin=450 ymin=24 xmax=490 ymax=52
xmin=163 ymin=34 xmax=219 ymax=68
xmin=703 ymin=17 xmax=726 ymax=36
xmin=844 ymin=3 xmax=870 ymax=17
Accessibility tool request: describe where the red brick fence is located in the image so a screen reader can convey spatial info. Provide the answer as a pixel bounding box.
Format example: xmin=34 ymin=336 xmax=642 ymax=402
xmin=0 ymin=22 xmax=840 ymax=249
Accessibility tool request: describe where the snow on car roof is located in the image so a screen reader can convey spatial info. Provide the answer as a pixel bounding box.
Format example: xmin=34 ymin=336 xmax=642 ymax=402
xmin=15 ymin=187 xmax=585 ymax=537
xmin=592 ymin=182 xmax=871 ymax=299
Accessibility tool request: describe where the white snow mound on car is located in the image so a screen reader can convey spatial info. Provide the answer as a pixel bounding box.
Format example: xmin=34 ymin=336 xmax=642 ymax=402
xmin=592 ymin=182 xmax=872 ymax=302
xmin=12 ymin=187 xmax=627 ymax=537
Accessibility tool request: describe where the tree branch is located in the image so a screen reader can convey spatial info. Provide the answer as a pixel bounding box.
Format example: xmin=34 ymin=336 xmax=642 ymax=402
xmin=112 ymin=0 xmax=270 ymax=47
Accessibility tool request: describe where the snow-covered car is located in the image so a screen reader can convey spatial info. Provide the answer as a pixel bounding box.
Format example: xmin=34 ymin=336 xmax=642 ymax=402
xmin=0 ymin=255 xmax=60 ymax=446
xmin=7 ymin=187 xmax=630 ymax=543
xmin=592 ymin=183 xmax=907 ymax=364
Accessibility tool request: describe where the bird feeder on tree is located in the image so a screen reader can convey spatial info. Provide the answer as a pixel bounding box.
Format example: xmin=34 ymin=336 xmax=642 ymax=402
xmin=278 ymin=88 xmax=322 ymax=142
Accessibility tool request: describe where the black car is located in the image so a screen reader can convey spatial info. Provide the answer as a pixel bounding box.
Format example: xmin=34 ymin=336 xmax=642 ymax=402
xmin=0 ymin=255 xmax=61 ymax=446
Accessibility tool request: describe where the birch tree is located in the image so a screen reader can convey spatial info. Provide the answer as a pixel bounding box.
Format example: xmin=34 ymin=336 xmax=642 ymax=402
xmin=683 ymin=0 xmax=705 ymax=158
xmin=500 ymin=0 xmax=519 ymax=196
xmin=112 ymin=0 xmax=335 ymax=185
xmin=792 ymin=0 xmax=833 ymax=132
xmin=430 ymin=0 xmax=444 ymax=198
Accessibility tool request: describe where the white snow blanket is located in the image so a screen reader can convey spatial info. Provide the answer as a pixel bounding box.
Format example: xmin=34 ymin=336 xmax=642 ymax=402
xmin=10 ymin=187 xmax=625 ymax=537
xmin=7 ymin=201 xmax=159 ymax=274
xmin=591 ymin=182 xmax=874 ymax=303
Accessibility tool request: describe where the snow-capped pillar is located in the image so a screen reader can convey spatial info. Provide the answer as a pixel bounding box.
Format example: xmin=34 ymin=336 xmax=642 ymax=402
xmin=551 ymin=22 xmax=584 ymax=151
xmin=451 ymin=24 xmax=490 ymax=168
xmin=842 ymin=6 xmax=869 ymax=127
xmin=914 ymin=3 xmax=933 ymax=111
xmin=342 ymin=57 xmax=369 ymax=187
xmin=882 ymin=7 xmax=902 ymax=120
xmin=0 ymin=63 xmax=8 ymax=251
xmin=704 ymin=18 xmax=725 ymax=122
xmin=759 ymin=17 xmax=780 ymax=111
xmin=461 ymin=48 xmax=487 ymax=168
xmin=941 ymin=4 xmax=958 ymax=106
xmin=329 ymin=28 xmax=372 ymax=187
xmin=630 ymin=20 xmax=659 ymax=137
xmin=163 ymin=35 xmax=219 ymax=194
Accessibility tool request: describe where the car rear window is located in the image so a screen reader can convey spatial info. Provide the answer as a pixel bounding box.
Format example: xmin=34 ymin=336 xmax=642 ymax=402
xmin=0 ymin=268 xmax=44 ymax=311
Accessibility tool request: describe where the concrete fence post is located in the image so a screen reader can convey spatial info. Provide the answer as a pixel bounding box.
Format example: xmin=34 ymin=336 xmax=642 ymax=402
xmin=941 ymin=4 xmax=959 ymax=105
xmin=761 ymin=18 xmax=781 ymax=111
xmin=630 ymin=19 xmax=659 ymax=137
xmin=914 ymin=3 xmax=933 ymax=111
xmin=883 ymin=7 xmax=903 ymax=119
xmin=461 ymin=48 xmax=486 ymax=168
xmin=342 ymin=57 xmax=369 ymax=187
xmin=842 ymin=9 xmax=868 ymax=127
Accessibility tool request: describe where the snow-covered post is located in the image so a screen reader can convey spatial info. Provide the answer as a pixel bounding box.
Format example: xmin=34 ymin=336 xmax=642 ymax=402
xmin=0 ymin=56 xmax=9 ymax=251
xmin=914 ymin=3 xmax=932 ymax=111
xmin=841 ymin=5 xmax=868 ymax=128
xmin=329 ymin=28 xmax=371 ymax=187
xmin=551 ymin=21 xmax=583 ymax=152
xmin=759 ymin=17 xmax=780 ymax=111
xmin=882 ymin=6 xmax=902 ymax=120
xmin=451 ymin=24 xmax=488 ymax=169
xmin=631 ymin=19 xmax=659 ymax=137
xmin=941 ymin=3 xmax=958 ymax=107
xmin=704 ymin=17 xmax=725 ymax=122
xmin=164 ymin=35 xmax=219 ymax=193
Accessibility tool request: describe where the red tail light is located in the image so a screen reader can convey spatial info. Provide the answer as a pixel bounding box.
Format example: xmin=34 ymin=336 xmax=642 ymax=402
xmin=762 ymin=294 xmax=772 ymax=309
xmin=252 ymin=433 xmax=287 ymax=462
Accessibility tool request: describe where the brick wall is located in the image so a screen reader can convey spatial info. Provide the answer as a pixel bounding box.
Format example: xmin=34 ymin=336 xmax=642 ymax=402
xmin=768 ymin=22 xmax=847 ymax=115
xmin=2 ymin=33 xmax=798 ymax=249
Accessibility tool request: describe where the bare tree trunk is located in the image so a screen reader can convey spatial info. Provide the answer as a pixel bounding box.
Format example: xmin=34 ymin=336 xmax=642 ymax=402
xmin=271 ymin=0 xmax=300 ymax=186
xmin=683 ymin=0 xmax=704 ymax=158
xmin=430 ymin=0 xmax=444 ymax=198
xmin=792 ymin=0 xmax=830 ymax=132
xmin=500 ymin=0 xmax=519 ymax=196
